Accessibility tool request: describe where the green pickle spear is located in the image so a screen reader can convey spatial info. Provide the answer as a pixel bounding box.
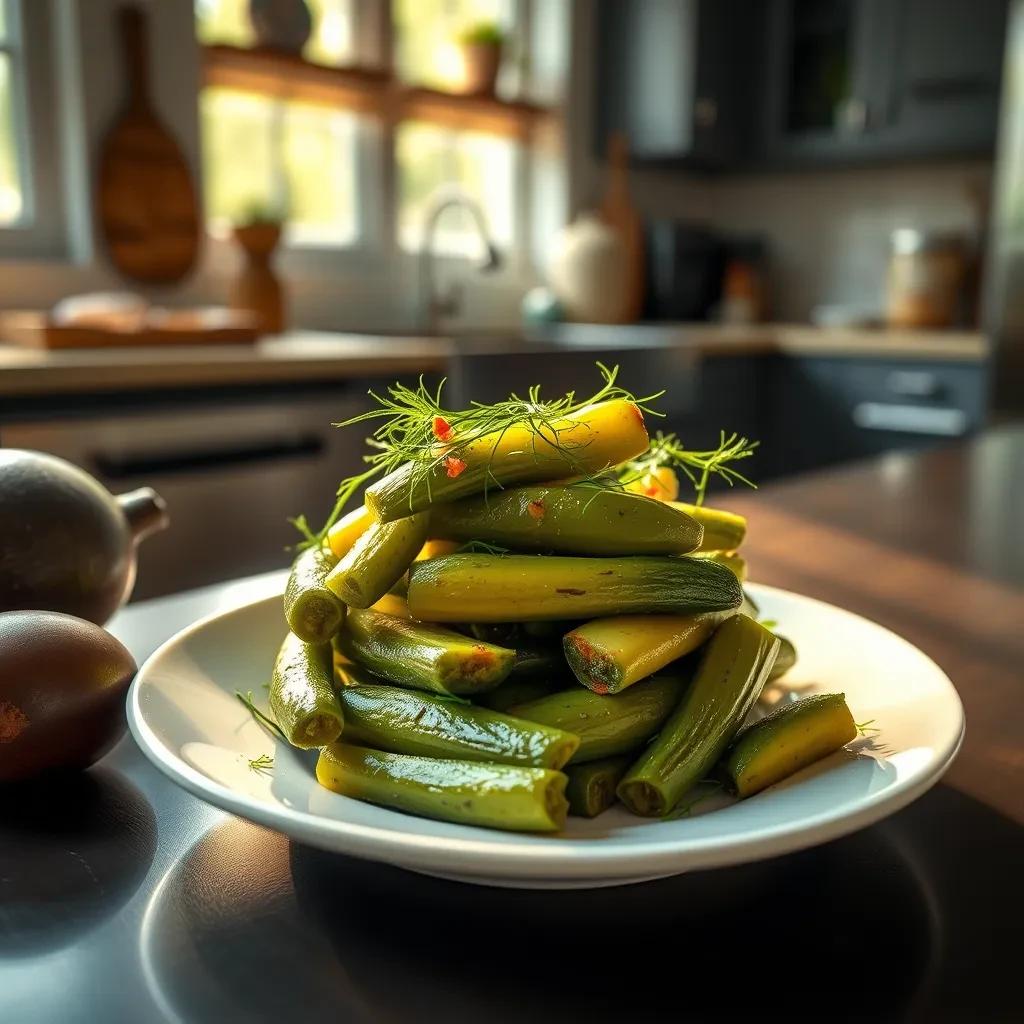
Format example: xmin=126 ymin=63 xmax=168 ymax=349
xmin=564 ymin=612 xmax=727 ymax=694
xmin=510 ymin=673 xmax=687 ymax=763
xmin=768 ymin=635 xmax=798 ymax=681
xmin=365 ymin=398 xmax=649 ymax=523
xmin=269 ymin=631 xmax=344 ymax=748
xmin=406 ymin=554 xmax=742 ymax=623
xmin=475 ymin=675 xmax=567 ymax=712
xmin=564 ymin=755 xmax=631 ymax=818
xmin=670 ymin=502 xmax=747 ymax=553
xmin=429 ymin=485 xmax=702 ymax=555
xmin=338 ymin=683 xmax=579 ymax=768
xmin=618 ymin=614 xmax=780 ymax=816
xmin=316 ymin=744 xmax=569 ymax=832
xmin=721 ymin=692 xmax=856 ymax=798
xmin=283 ymin=545 xmax=346 ymax=644
xmin=326 ymin=512 xmax=428 ymax=609
xmin=336 ymin=608 xmax=515 ymax=696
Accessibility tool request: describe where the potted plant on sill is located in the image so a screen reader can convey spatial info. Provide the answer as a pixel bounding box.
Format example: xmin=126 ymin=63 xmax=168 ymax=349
xmin=230 ymin=201 xmax=286 ymax=334
xmin=454 ymin=21 xmax=505 ymax=97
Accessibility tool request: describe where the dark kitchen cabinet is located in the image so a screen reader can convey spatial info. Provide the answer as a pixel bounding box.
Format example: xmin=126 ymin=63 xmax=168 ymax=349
xmin=761 ymin=0 xmax=1008 ymax=166
xmin=766 ymin=356 xmax=988 ymax=475
xmin=593 ymin=0 xmax=759 ymax=168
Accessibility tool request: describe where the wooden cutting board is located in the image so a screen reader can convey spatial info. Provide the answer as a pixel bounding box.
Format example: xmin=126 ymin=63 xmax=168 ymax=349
xmin=600 ymin=132 xmax=645 ymax=323
xmin=97 ymin=5 xmax=200 ymax=284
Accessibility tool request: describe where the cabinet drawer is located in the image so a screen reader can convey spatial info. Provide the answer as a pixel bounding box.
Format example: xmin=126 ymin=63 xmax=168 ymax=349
xmin=795 ymin=358 xmax=987 ymax=434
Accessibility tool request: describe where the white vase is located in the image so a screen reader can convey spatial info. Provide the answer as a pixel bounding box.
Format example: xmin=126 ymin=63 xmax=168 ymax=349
xmin=548 ymin=213 xmax=630 ymax=324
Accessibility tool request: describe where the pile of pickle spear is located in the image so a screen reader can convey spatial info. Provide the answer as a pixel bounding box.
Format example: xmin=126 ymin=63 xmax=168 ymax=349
xmin=269 ymin=390 xmax=859 ymax=831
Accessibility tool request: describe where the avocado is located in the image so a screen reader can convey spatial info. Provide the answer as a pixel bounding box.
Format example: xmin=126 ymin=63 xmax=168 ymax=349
xmin=0 ymin=610 xmax=137 ymax=782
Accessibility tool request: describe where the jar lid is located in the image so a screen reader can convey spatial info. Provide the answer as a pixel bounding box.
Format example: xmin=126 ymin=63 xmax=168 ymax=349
xmin=891 ymin=228 xmax=967 ymax=254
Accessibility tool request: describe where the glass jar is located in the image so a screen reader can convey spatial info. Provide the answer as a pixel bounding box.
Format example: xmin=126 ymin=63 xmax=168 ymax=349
xmin=886 ymin=229 xmax=969 ymax=329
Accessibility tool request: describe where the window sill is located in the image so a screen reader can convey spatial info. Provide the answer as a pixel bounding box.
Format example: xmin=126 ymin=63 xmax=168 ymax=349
xmin=202 ymin=44 xmax=555 ymax=139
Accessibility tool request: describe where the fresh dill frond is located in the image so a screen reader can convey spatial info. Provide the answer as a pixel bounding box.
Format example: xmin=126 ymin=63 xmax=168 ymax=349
xmin=236 ymin=689 xmax=287 ymax=742
xmin=619 ymin=430 xmax=759 ymax=506
xmin=294 ymin=363 xmax=664 ymax=547
xmin=665 ymin=780 xmax=723 ymax=820
xmin=456 ymin=540 xmax=511 ymax=555
xmin=855 ymin=719 xmax=880 ymax=736
xmin=247 ymin=753 xmax=274 ymax=775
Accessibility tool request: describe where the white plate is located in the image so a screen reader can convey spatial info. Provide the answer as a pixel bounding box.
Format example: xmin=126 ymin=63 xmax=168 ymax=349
xmin=128 ymin=584 xmax=964 ymax=888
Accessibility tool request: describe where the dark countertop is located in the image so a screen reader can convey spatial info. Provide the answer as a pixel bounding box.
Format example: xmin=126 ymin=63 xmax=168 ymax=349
xmin=2 ymin=429 xmax=1022 ymax=1023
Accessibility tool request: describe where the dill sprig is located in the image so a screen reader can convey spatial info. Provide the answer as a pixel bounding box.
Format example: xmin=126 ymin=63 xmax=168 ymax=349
xmin=619 ymin=430 xmax=758 ymax=506
xmin=247 ymin=753 xmax=274 ymax=776
xmin=665 ymin=780 xmax=723 ymax=820
xmin=456 ymin=540 xmax=511 ymax=555
xmin=295 ymin=363 xmax=664 ymax=547
xmin=855 ymin=718 xmax=880 ymax=737
xmin=236 ymin=689 xmax=287 ymax=743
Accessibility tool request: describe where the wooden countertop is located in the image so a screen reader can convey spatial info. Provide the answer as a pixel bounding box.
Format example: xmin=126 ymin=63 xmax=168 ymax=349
xmin=0 ymin=324 xmax=987 ymax=398
xmin=729 ymin=425 xmax=1024 ymax=827
xmin=0 ymin=331 xmax=453 ymax=397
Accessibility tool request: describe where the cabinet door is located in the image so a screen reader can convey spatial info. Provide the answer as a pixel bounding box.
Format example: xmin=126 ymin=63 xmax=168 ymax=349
xmin=876 ymin=0 xmax=1007 ymax=157
xmin=594 ymin=0 xmax=752 ymax=167
xmin=760 ymin=0 xmax=878 ymax=164
xmin=760 ymin=0 xmax=1006 ymax=166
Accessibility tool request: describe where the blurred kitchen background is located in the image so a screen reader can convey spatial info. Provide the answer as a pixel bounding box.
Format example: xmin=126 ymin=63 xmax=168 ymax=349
xmin=1 ymin=0 xmax=1022 ymax=599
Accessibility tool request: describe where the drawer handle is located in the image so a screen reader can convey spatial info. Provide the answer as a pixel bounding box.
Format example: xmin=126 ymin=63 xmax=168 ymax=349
xmin=852 ymin=402 xmax=967 ymax=437
xmin=93 ymin=435 xmax=324 ymax=479
xmin=885 ymin=370 xmax=943 ymax=399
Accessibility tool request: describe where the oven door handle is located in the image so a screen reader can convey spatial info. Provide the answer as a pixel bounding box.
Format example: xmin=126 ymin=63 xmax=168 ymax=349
xmin=93 ymin=434 xmax=325 ymax=479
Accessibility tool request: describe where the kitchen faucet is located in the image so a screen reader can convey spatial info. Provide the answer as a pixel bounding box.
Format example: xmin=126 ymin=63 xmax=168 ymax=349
xmin=419 ymin=186 xmax=502 ymax=334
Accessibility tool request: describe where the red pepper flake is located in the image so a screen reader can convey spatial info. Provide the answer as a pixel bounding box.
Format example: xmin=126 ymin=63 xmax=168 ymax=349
xmin=644 ymin=484 xmax=659 ymax=498
xmin=432 ymin=416 xmax=453 ymax=442
xmin=443 ymin=455 xmax=467 ymax=478
xmin=527 ymin=499 xmax=545 ymax=521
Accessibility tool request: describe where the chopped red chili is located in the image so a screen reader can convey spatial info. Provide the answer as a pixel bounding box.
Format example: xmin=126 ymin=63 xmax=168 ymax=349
xmin=443 ymin=455 xmax=467 ymax=478
xmin=433 ymin=416 xmax=453 ymax=442
xmin=527 ymin=499 xmax=545 ymax=521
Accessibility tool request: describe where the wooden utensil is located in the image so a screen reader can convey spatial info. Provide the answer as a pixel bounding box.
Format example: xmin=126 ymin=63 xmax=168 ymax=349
xmin=97 ymin=5 xmax=200 ymax=284
xmin=600 ymin=132 xmax=645 ymax=323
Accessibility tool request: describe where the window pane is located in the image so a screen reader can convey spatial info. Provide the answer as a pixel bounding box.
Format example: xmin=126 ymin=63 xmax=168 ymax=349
xmin=200 ymin=88 xmax=276 ymax=223
xmin=396 ymin=121 xmax=514 ymax=256
xmin=304 ymin=0 xmax=354 ymax=65
xmin=200 ymin=87 xmax=358 ymax=247
xmin=0 ymin=55 xmax=23 ymax=225
xmin=393 ymin=0 xmax=511 ymax=90
xmin=195 ymin=0 xmax=354 ymax=65
xmin=281 ymin=100 xmax=358 ymax=246
xmin=195 ymin=0 xmax=253 ymax=47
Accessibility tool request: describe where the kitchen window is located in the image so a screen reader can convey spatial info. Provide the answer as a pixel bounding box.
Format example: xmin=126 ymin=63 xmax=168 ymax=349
xmin=200 ymin=88 xmax=361 ymax=246
xmin=0 ymin=0 xmax=67 ymax=258
xmin=196 ymin=0 xmax=557 ymax=266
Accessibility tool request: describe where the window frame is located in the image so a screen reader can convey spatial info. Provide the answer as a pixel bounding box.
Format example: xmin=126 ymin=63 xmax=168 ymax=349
xmin=198 ymin=0 xmax=551 ymax=287
xmin=0 ymin=0 xmax=68 ymax=259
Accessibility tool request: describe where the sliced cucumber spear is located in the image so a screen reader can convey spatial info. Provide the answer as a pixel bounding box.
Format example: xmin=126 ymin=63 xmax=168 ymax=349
xmin=618 ymin=614 xmax=779 ymax=816
xmin=429 ymin=485 xmax=702 ymax=555
xmin=406 ymin=554 xmax=742 ymax=623
xmin=365 ymin=398 xmax=650 ymax=523
xmin=721 ymin=692 xmax=856 ymax=798
xmin=336 ymin=607 xmax=515 ymax=696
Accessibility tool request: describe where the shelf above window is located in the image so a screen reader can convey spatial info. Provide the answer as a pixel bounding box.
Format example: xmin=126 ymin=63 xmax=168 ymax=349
xmin=202 ymin=44 xmax=553 ymax=139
